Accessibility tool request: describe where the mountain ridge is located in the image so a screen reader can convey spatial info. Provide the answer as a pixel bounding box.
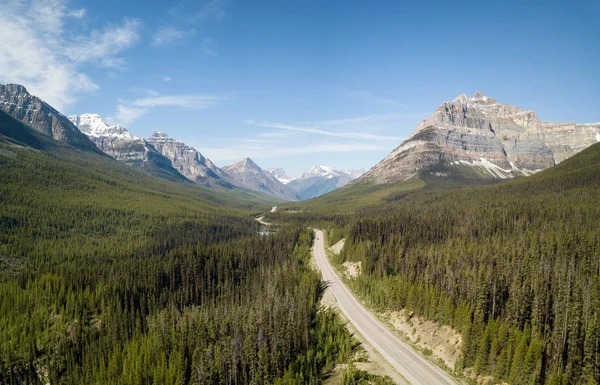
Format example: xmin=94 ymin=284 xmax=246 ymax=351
xmin=0 ymin=84 xmax=101 ymax=153
xmin=360 ymin=91 xmax=600 ymax=184
xmin=69 ymin=113 xmax=188 ymax=183
xmin=266 ymin=165 xmax=365 ymax=199
xmin=223 ymin=158 xmax=299 ymax=201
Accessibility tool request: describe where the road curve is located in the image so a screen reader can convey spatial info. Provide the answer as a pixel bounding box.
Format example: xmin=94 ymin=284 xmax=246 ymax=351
xmin=313 ymin=229 xmax=458 ymax=385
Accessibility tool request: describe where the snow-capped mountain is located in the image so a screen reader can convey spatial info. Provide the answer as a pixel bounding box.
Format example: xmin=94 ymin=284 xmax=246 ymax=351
xmin=266 ymin=166 xmax=365 ymax=199
xmin=223 ymin=158 xmax=299 ymax=201
xmin=264 ymin=168 xmax=292 ymax=184
xmin=69 ymin=114 xmax=188 ymax=182
xmin=360 ymin=91 xmax=600 ymax=184
xmin=146 ymin=131 xmax=231 ymax=187
xmin=0 ymin=84 xmax=100 ymax=153
xmin=70 ymin=114 xmax=138 ymax=141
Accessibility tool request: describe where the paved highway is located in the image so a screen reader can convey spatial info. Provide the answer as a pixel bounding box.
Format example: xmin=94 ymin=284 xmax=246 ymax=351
xmin=313 ymin=229 xmax=459 ymax=385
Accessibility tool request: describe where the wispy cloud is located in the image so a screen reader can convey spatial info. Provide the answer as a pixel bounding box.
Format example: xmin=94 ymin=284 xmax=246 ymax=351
xmin=115 ymin=105 xmax=147 ymax=125
xmin=68 ymin=8 xmax=86 ymax=18
xmin=115 ymin=92 xmax=227 ymax=125
xmin=350 ymin=91 xmax=409 ymax=108
xmin=245 ymin=120 xmax=405 ymax=141
xmin=168 ymin=0 xmax=229 ymax=24
xmin=133 ymin=94 xmax=225 ymax=109
xmin=201 ymin=38 xmax=218 ymax=56
xmin=152 ymin=26 xmax=194 ymax=46
xmin=203 ymin=142 xmax=385 ymax=164
xmin=154 ymin=1 xmax=227 ymax=52
xmin=65 ymin=18 xmax=142 ymax=67
xmin=163 ymin=76 xmax=172 ymax=82
xmin=0 ymin=0 xmax=141 ymax=109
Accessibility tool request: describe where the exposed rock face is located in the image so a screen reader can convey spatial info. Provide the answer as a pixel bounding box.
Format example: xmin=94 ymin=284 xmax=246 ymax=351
xmin=283 ymin=166 xmax=365 ymax=199
xmin=0 ymin=84 xmax=99 ymax=152
xmin=69 ymin=114 xmax=188 ymax=182
xmin=361 ymin=92 xmax=600 ymax=183
xmin=223 ymin=158 xmax=299 ymax=201
xmin=146 ymin=131 xmax=231 ymax=187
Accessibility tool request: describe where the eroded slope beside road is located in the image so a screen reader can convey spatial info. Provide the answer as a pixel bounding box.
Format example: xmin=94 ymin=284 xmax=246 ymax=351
xmin=313 ymin=229 xmax=459 ymax=385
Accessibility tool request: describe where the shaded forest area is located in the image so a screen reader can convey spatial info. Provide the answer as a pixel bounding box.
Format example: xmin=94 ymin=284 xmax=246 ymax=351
xmin=0 ymin=142 xmax=353 ymax=384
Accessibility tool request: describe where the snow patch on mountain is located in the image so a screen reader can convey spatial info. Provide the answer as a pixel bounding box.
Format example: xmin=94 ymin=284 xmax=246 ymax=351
xmin=69 ymin=114 xmax=138 ymax=141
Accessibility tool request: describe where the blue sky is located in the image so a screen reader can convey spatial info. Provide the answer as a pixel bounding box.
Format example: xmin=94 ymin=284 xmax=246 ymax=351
xmin=1 ymin=0 xmax=599 ymax=176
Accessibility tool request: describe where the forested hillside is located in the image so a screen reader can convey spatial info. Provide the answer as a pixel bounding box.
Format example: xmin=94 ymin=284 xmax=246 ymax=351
xmin=271 ymin=143 xmax=600 ymax=385
xmin=0 ymin=114 xmax=354 ymax=384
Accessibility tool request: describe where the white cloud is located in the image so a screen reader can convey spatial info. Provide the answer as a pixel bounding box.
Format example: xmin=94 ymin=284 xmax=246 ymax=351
xmin=68 ymin=8 xmax=86 ymax=18
xmin=0 ymin=0 xmax=141 ymax=110
xmin=202 ymin=142 xmax=385 ymax=163
xmin=115 ymin=93 xmax=227 ymax=125
xmin=65 ymin=18 xmax=142 ymax=66
xmin=152 ymin=26 xmax=193 ymax=46
xmin=245 ymin=119 xmax=404 ymax=141
xmin=115 ymin=104 xmax=148 ymax=125
xmin=163 ymin=76 xmax=171 ymax=82
xmin=132 ymin=94 xmax=225 ymax=109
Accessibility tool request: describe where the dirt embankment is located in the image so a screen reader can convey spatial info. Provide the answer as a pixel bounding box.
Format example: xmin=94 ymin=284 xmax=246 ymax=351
xmin=381 ymin=309 xmax=463 ymax=370
xmin=328 ymin=238 xmax=345 ymax=254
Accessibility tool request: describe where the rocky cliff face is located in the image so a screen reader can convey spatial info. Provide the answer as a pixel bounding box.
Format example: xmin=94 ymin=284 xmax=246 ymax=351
xmin=361 ymin=92 xmax=600 ymax=184
xmin=223 ymin=158 xmax=299 ymax=201
xmin=0 ymin=84 xmax=100 ymax=152
xmin=146 ymin=131 xmax=231 ymax=187
xmin=69 ymin=114 xmax=188 ymax=182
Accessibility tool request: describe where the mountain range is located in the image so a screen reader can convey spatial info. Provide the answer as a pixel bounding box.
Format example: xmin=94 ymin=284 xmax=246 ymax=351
xmin=267 ymin=166 xmax=365 ymax=199
xmin=360 ymin=91 xmax=600 ymax=184
xmin=5 ymin=83 xmax=600 ymax=201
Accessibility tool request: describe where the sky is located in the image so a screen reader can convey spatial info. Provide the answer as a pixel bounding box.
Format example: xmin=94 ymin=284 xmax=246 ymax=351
xmin=1 ymin=0 xmax=599 ymax=176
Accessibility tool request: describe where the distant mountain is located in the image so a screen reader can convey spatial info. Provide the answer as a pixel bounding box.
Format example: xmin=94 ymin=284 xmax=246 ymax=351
xmin=265 ymin=168 xmax=292 ymax=184
xmin=267 ymin=165 xmax=365 ymax=199
xmin=146 ymin=131 xmax=232 ymax=187
xmin=69 ymin=114 xmax=188 ymax=183
xmin=223 ymin=158 xmax=299 ymax=201
xmin=360 ymin=91 xmax=600 ymax=184
xmin=0 ymin=84 xmax=100 ymax=153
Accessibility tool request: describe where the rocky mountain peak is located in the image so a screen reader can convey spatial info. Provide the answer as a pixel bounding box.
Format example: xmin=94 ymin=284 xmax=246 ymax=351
xmin=469 ymin=91 xmax=497 ymax=104
xmin=238 ymin=157 xmax=259 ymax=169
xmin=145 ymin=131 xmax=229 ymax=185
xmin=2 ymin=83 xmax=29 ymax=95
xmin=223 ymin=158 xmax=299 ymax=201
xmin=150 ymin=131 xmax=172 ymax=139
xmin=361 ymin=93 xmax=600 ymax=184
xmin=69 ymin=113 xmax=137 ymax=140
xmin=0 ymin=83 xmax=100 ymax=152
xmin=452 ymin=93 xmax=469 ymax=103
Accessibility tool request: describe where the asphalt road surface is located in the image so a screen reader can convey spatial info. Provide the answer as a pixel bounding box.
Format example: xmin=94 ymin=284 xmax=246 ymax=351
xmin=313 ymin=229 xmax=459 ymax=385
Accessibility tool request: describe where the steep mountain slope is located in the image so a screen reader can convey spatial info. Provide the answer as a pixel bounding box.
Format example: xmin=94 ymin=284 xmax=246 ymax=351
xmin=146 ymin=131 xmax=232 ymax=187
xmin=361 ymin=91 xmax=600 ymax=184
xmin=69 ymin=114 xmax=188 ymax=183
xmin=223 ymin=158 xmax=299 ymax=201
xmin=0 ymin=84 xmax=100 ymax=153
xmin=285 ymin=166 xmax=365 ymax=199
